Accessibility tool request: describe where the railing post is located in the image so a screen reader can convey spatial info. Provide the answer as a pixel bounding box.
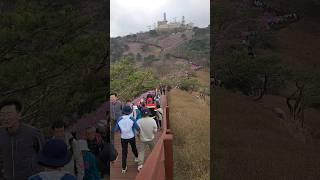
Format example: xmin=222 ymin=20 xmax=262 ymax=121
xmin=164 ymin=134 xmax=173 ymax=180
xmin=166 ymin=106 xmax=170 ymax=129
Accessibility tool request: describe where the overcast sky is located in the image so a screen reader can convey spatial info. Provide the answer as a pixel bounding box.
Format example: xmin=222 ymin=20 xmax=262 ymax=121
xmin=110 ymin=0 xmax=210 ymax=37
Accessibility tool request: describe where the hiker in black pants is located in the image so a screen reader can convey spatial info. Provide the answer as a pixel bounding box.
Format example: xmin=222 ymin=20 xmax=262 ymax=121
xmin=113 ymin=106 xmax=140 ymax=174
xmin=163 ymin=87 xmax=166 ymax=95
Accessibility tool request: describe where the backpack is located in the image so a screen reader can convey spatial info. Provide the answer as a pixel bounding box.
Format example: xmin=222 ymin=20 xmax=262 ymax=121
xmin=136 ymin=109 xmax=142 ymax=120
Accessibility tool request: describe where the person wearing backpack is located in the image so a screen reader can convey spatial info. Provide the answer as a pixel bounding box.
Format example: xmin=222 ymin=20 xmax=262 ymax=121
xmin=51 ymin=121 xmax=84 ymax=180
xmin=85 ymin=127 xmax=104 ymax=157
xmin=28 ymin=139 xmax=77 ymax=180
xmin=78 ymin=140 xmax=100 ymax=180
xmin=133 ymin=104 xmax=142 ymax=121
xmin=95 ymin=119 xmax=118 ymax=178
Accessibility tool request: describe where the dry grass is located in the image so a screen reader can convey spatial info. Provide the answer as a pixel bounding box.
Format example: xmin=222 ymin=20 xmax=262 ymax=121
xmin=213 ymin=88 xmax=320 ymax=179
xmin=169 ymin=88 xmax=210 ymax=180
xmin=196 ymin=69 xmax=210 ymax=87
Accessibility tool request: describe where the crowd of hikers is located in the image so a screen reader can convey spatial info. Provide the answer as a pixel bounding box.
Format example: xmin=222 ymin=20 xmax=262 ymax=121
xmin=110 ymin=86 xmax=165 ymax=173
xmin=0 ymin=86 xmax=166 ymax=179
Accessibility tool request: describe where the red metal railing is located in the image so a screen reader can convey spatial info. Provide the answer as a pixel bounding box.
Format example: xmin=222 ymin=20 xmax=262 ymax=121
xmin=135 ymin=95 xmax=174 ymax=180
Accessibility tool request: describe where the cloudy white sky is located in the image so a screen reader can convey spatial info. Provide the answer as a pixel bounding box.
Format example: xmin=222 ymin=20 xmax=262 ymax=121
xmin=110 ymin=0 xmax=210 ymax=37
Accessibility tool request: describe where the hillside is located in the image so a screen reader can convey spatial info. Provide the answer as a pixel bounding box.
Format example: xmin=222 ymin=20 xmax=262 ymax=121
xmin=213 ymin=88 xmax=320 ymax=179
xmin=111 ymin=27 xmax=210 ymax=94
xmin=213 ymin=0 xmax=320 ymax=178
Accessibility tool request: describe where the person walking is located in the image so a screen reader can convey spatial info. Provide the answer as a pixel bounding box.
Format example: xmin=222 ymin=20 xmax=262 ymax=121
xmin=97 ymin=130 xmax=118 ymax=179
xmin=51 ymin=121 xmax=84 ymax=180
xmin=95 ymin=120 xmax=118 ymax=179
xmin=85 ymin=127 xmax=104 ymax=157
xmin=136 ymin=108 xmax=158 ymax=171
xmin=78 ymin=140 xmax=100 ymax=180
xmin=0 ymin=99 xmax=45 ymax=180
xmin=110 ymin=93 xmax=123 ymax=144
xmin=28 ymin=139 xmax=77 ymax=180
xmin=155 ymin=104 xmax=163 ymax=129
xmin=113 ymin=106 xmax=140 ymax=174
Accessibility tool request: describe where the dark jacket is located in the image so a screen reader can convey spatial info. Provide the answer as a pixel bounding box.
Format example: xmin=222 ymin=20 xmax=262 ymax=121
xmin=0 ymin=123 xmax=45 ymax=180
xmin=87 ymin=135 xmax=104 ymax=157
xmin=98 ymin=143 xmax=117 ymax=176
xmin=110 ymin=101 xmax=123 ymax=121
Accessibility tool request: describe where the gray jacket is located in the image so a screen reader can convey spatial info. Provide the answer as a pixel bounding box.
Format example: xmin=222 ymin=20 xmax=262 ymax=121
xmin=0 ymin=123 xmax=45 ymax=180
xmin=110 ymin=101 xmax=123 ymax=121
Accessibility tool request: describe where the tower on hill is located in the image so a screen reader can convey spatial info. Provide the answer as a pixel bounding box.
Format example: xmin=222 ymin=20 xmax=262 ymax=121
xmin=155 ymin=12 xmax=193 ymax=32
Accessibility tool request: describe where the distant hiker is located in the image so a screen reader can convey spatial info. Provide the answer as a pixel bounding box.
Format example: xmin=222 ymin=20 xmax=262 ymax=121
xmin=96 ymin=120 xmax=109 ymax=143
xmin=126 ymin=99 xmax=133 ymax=107
xmin=28 ymin=139 xmax=77 ymax=180
xmin=136 ymin=108 xmax=158 ymax=171
xmin=155 ymin=94 xmax=161 ymax=106
xmin=0 ymin=99 xmax=45 ymax=180
xmin=155 ymin=104 xmax=163 ymax=129
xmin=126 ymin=99 xmax=137 ymax=118
xmin=133 ymin=104 xmax=142 ymax=121
xmin=85 ymin=127 xmax=104 ymax=157
xmin=110 ymin=93 xmax=123 ymax=144
xmin=113 ymin=106 xmax=140 ymax=174
xmin=51 ymin=121 xmax=84 ymax=180
xmin=163 ymin=87 xmax=166 ymax=95
xmin=78 ymin=140 xmax=100 ymax=180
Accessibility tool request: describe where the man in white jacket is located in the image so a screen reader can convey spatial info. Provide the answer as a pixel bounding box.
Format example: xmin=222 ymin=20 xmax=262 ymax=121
xmin=136 ymin=108 xmax=158 ymax=171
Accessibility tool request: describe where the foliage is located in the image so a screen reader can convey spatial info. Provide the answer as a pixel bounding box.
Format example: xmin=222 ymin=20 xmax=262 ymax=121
xmin=172 ymin=27 xmax=210 ymax=66
xmin=110 ymin=38 xmax=126 ymax=62
xmin=143 ymin=55 xmax=159 ymax=66
xmin=110 ymin=58 xmax=158 ymax=101
xmin=179 ymin=78 xmax=199 ymax=92
xmin=0 ymin=0 xmax=107 ymax=128
xmin=219 ymin=48 xmax=288 ymax=96
xmin=136 ymin=53 xmax=142 ymax=60
xmin=141 ymin=44 xmax=149 ymax=52
xmin=292 ymin=71 xmax=320 ymax=107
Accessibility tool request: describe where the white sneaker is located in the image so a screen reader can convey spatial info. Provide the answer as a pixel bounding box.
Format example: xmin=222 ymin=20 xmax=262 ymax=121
xmin=137 ymin=165 xmax=143 ymax=171
xmin=134 ymin=157 xmax=139 ymax=163
xmin=121 ymin=167 xmax=127 ymax=174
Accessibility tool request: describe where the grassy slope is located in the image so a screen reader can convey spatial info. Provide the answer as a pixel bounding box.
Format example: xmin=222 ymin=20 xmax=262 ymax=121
xmin=212 ymin=88 xmax=320 ymax=179
xmin=169 ymin=71 xmax=210 ymax=180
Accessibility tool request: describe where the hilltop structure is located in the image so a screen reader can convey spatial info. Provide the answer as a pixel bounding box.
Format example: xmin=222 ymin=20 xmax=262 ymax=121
xmin=155 ymin=12 xmax=193 ymax=32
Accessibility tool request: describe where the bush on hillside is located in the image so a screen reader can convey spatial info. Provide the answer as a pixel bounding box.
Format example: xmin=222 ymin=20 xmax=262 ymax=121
xmin=179 ymin=78 xmax=199 ymax=92
xmin=219 ymin=48 xmax=288 ymax=97
xmin=149 ymin=30 xmax=158 ymax=37
xmin=111 ymin=58 xmax=158 ymax=101
xmin=141 ymin=44 xmax=149 ymax=52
